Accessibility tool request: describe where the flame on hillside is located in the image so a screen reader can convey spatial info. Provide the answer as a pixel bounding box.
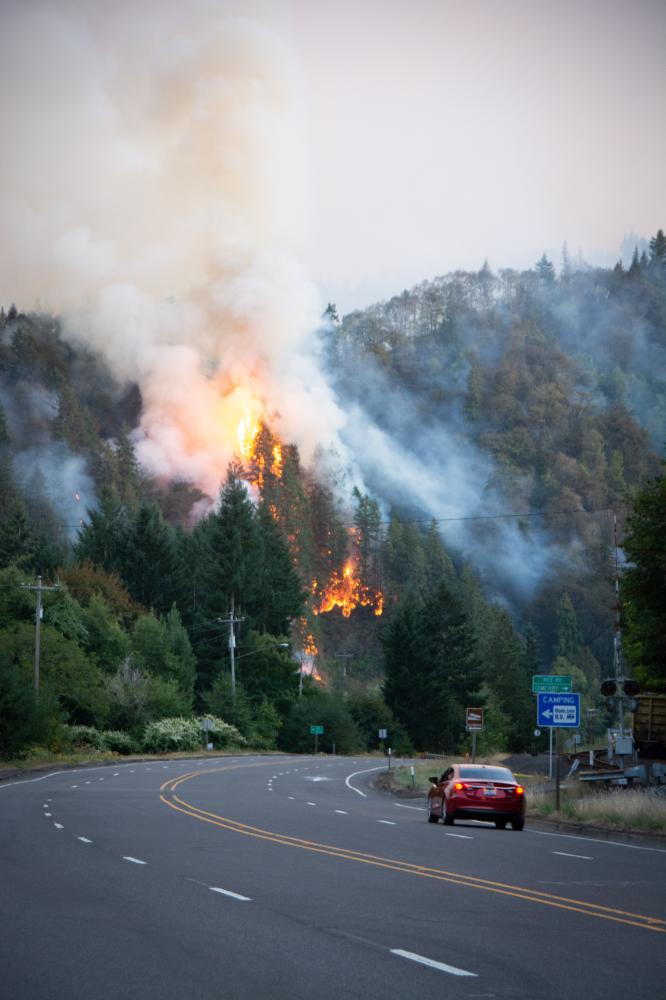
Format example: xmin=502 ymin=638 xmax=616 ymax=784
xmin=312 ymin=560 xmax=383 ymax=619
xmin=235 ymin=405 xmax=286 ymax=493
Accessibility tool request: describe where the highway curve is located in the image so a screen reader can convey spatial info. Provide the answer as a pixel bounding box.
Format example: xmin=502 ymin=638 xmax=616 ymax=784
xmin=1 ymin=754 xmax=665 ymax=1000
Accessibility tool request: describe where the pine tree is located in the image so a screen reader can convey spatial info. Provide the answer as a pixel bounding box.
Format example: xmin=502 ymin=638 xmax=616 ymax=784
xmin=123 ymin=502 xmax=177 ymax=614
xmin=74 ymin=489 xmax=129 ymax=577
xmin=648 ymin=228 xmax=666 ymax=265
xmin=255 ymin=501 xmax=305 ymax=635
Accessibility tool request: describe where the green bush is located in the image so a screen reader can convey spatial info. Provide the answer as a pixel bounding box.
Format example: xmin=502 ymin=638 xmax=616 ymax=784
xmin=142 ymin=715 xmax=245 ymax=753
xmin=101 ymin=730 xmax=138 ymax=754
xmin=62 ymin=724 xmax=105 ymax=750
xmin=197 ymin=715 xmax=246 ymax=749
xmin=142 ymin=717 xmax=203 ymax=752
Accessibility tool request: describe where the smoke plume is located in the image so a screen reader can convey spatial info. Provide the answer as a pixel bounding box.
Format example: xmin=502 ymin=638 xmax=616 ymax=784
xmin=0 ymin=0 xmax=346 ymax=497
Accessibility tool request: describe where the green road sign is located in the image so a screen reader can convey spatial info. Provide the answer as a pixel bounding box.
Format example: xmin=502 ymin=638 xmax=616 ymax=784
xmin=532 ymin=675 xmax=572 ymax=693
xmin=310 ymin=725 xmax=324 ymax=734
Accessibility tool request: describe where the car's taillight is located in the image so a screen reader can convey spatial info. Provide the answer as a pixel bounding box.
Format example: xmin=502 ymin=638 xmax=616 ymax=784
xmin=454 ymin=782 xmax=465 ymax=791
xmin=515 ymin=786 xmax=524 ymax=795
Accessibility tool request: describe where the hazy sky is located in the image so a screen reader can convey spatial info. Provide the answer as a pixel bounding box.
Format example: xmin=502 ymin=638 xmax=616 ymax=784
xmin=2 ymin=0 xmax=665 ymax=317
xmin=283 ymin=0 xmax=666 ymax=310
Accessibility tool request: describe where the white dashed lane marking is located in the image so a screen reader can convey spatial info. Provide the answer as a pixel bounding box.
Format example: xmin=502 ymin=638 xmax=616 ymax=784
xmin=78 ymin=837 xmax=92 ymax=844
xmin=123 ymin=856 xmax=147 ymax=865
xmin=391 ymin=950 xmax=477 ymax=978
xmin=378 ymin=820 xmax=396 ymax=826
xmin=53 ymin=823 xmax=64 ymax=830
xmin=445 ymin=833 xmax=473 ymax=840
xmin=551 ymin=851 xmax=593 ymax=860
xmin=210 ymin=887 xmax=252 ymax=902
xmin=335 ymin=810 xmax=348 ymax=815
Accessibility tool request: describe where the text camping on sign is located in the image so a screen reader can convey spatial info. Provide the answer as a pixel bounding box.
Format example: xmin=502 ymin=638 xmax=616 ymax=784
xmin=466 ymin=707 xmax=484 ymax=731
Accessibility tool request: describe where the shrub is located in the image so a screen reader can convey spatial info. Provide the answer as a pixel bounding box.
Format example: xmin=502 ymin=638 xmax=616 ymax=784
xmin=197 ymin=715 xmax=246 ymax=749
xmin=102 ymin=730 xmax=138 ymax=755
xmin=142 ymin=715 xmax=246 ymax=753
xmin=62 ymin=724 xmax=105 ymax=750
xmin=142 ymin=717 xmax=203 ymax=753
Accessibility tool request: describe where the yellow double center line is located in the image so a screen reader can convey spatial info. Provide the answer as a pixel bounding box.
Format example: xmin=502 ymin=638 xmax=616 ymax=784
xmin=160 ymin=765 xmax=665 ymax=934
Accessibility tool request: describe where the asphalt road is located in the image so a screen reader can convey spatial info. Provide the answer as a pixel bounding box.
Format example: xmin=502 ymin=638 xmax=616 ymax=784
xmin=1 ymin=754 xmax=665 ymax=999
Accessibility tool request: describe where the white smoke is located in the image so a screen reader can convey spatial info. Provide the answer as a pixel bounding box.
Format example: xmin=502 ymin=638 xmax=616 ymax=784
xmin=0 ymin=0 xmax=347 ymax=497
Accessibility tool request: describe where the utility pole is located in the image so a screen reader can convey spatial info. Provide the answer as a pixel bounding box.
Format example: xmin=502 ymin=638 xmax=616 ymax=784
xmin=218 ymin=595 xmax=244 ymax=701
xmin=334 ymin=649 xmax=354 ymax=678
xmin=19 ymin=575 xmax=60 ymax=698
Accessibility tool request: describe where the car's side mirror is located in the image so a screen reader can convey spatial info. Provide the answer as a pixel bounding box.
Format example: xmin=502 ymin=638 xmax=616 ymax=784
xmin=428 ymin=776 xmax=438 ymax=785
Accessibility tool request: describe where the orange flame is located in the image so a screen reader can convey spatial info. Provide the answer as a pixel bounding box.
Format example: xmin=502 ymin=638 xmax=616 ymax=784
xmin=271 ymin=443 xmax=283 ymax=478
xmin=312 ymin=559 xmax=383 ymax=618
xmin=237 ymin=407 xmax=261 ymax=460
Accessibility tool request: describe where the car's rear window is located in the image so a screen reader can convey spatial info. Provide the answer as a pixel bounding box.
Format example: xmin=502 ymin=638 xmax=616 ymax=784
xmin=458 ymin=767 xmax=514 ymax=782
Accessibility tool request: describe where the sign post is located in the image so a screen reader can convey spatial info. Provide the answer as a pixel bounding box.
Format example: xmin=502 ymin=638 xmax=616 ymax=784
xmin=466 ymin=707 xmax=484 ymax=763
xmin=536 ymin=694 xmax=580 ymax=805
xmin=310 ymin=724 xmax=324 ymax=754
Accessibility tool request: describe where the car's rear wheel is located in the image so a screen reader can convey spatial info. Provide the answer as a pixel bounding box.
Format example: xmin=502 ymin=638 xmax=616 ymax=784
xmin=511 ymin=817 xmax=525 ymax=831
xmin=495 ymin=819 xmax=507 ymax=830
xmin=427 ymin=801 xmax=439 ymax=823
xmin=442 ymin=801 xmax=454 ymax=826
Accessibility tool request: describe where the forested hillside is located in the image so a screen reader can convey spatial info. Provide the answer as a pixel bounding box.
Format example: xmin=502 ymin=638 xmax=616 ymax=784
xmin=1 ymin=234 xmax=664 ymax=759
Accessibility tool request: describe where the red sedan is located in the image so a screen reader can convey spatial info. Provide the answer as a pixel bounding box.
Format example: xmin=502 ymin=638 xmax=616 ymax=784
xmin=427 ymin=763 xmax=526 ymax=830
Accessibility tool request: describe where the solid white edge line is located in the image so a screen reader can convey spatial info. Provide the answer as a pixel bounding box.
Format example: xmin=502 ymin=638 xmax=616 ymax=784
xmin=551 ymin=851 xmax=593 ymax=860
xmin=123 ymin=856 xmax=147 ymax=865
xmin=210 ymin=887 xmax=252 ymax=901
xmin=445 ymin=833 xmax=474 ymax=839
xmin=344 ymin=765 xmax=386 ymax=798
xmin=391 ymin=950 xmax=477 ymax=977
xmin=394 ymin=802 xmax=425 ymax=811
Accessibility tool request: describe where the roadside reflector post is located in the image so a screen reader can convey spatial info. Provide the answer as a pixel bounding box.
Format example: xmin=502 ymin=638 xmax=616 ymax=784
xmin=410 ymin=765 xmax=415 ymax=789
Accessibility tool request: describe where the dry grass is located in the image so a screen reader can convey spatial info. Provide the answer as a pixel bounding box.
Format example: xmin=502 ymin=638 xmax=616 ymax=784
xmin=528 ymin=785 xmax=666 ymax=832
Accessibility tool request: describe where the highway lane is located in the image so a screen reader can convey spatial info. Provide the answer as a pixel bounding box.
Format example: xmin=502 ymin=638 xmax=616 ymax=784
xmin=1 ymin=754 xmax=665 ymax=1000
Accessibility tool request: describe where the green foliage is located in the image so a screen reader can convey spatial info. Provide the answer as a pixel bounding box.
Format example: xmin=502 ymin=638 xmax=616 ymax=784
xmin=141 ymin=716 xmax=205 ymax=753
xmin=123 ymin=502 xmax=177 ymax=613
xmin=383 ymin=582 xmax=483 ymax=753
xmin=202 ymin=674 xmax=255 ymax=737
xmin=278 ymin=693 xmax=364 ymax=754
xmin=131 ymin=610 xmax=195 ymax=701
xmin=0 ymin=622 xmax=105 ymax=726
xmin=346 ymin=692 xmax=414 ymax=754
xmin=0 ymin=650 xmax=55 ymax=757
xmin=141 ymin=715 xmax=244 ymax=753
xmin=621 ymin=468 xmax=666 ymax=685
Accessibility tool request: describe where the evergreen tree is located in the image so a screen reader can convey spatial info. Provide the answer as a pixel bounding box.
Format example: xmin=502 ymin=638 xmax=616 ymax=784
xmin=255 ymin=501 xmax=305 ymax=635
xmin=555 ymin=592 xmax=583 ymax=662
xmin=621 ymin=468 xmax=666 ymax=685
xmin=648 ymin=228 xmax=666 ymax=266
xmin=74 ymin=489 xmax=129 ymax=577
xmin=353 ymin=488 xmax=382 ymax=583
xmin=536 ymin=254 xmax=556 ymax=283
xmin=123 ymin=501 xmax=177 ymax=614
xmin=482 ymin=608 xmax=533 ymax=751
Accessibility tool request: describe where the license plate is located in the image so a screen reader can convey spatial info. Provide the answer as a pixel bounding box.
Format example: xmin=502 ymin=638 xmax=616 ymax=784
xmin=484 ymin=788 xmax=496 ymax=796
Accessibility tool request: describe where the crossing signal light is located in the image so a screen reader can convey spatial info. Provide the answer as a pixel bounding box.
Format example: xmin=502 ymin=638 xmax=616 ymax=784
xmin=600 ymin=679 xmax=617 ymax=697
xmin=623 ymin=679 xmax=640 ymax=697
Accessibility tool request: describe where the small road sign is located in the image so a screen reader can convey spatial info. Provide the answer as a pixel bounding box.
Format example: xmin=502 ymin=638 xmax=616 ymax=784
xmin=378 ymin=728 xmax=387 ymax=739
xmin=537 ymin=693 xmax=580 ymax=728
xmin=532 ymin=675 xmax=572 ymax=693
xmin=310 ymin=725 xmax=324 ymax=735
xmin=466 ymin=707 xmax=484 ymax=731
